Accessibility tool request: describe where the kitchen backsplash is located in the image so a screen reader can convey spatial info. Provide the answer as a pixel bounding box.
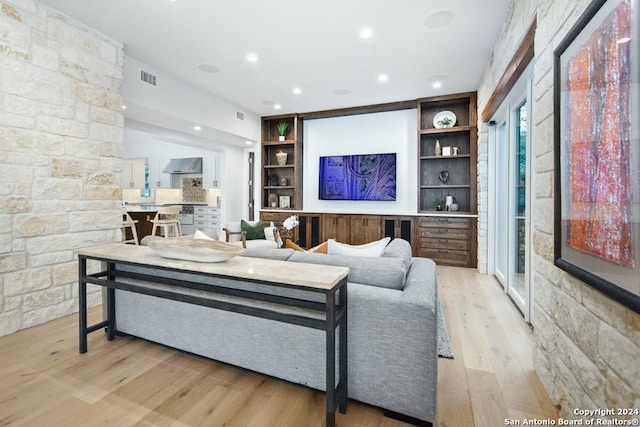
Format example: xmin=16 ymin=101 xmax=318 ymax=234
xmin=182 ymin=177 xmax=206 ymax=202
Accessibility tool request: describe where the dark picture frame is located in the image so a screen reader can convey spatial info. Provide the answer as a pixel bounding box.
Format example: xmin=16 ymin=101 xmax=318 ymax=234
xmin=553 ymin=0 xmax=640 ymax=313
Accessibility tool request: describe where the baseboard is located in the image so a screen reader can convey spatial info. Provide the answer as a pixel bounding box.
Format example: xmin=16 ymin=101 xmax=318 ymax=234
xmin=383 ymin=409 xmax=432 ymax=427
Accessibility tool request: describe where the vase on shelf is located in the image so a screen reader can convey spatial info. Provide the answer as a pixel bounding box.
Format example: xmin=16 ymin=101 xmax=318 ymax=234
xmin=434 ymin=140 xmax=441 ymax=156
xmin=275 ymin=151 xmax=287 ymax=165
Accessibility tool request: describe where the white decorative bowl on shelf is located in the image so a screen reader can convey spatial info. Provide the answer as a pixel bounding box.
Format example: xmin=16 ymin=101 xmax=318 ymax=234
xmin=147 ymin=237 xmax=244 ymax=263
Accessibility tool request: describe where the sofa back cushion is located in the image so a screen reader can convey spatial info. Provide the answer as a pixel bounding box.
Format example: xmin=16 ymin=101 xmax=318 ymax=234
xmin=242 ymin=247 xmax=295 ymax=261
xmin=382 ymin=238 xmax=413 ymax=268
xmin=288 ymin=252 xmax=407 ymax=290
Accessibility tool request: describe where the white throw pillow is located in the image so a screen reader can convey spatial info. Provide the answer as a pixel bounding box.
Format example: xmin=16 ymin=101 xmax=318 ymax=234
xmin=194 ymin=229 xmax=214 ymax=241
xmin=327 ymin=237 xmax=391 ymax=257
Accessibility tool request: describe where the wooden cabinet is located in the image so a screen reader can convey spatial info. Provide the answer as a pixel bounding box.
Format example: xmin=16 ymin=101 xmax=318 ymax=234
xmin=349 ymin=215 xmax=382 ymax=245
xmin=417 ymin=92 xmax=477 ymax=214
xmin=417 ymin=217 xmax=477 ymax=267
xmin=383 ymin=216 xmax=416 ymax=253
xmin=122 ymin=158 xmax=147 ymax=189
xmin=322 ymin=214 xmax=351 ymax=243
xmin=262 ymin=115 xmax=303 ymax=211
xmin=298 ymin=214 xmax=322 ymax=249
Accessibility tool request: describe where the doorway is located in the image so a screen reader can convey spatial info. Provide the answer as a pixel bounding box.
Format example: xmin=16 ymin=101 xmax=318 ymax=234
xmin=490 ymin=65 xmax=533 ymax=321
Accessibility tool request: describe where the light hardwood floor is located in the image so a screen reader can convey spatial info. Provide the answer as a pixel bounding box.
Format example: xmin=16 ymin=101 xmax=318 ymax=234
xmin=0 ymin=266 xmax=558 ymax=426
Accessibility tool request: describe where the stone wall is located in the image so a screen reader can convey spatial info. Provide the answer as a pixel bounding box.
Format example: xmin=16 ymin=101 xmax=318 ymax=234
xmin=477 ymin=0 xmax=640 ymax=417
xmin=0 ymin=0 xmax=124 ymax=337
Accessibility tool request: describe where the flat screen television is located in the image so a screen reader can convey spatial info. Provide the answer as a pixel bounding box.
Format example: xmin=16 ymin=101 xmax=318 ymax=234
xmin=319 ymin=153 xmax=396 ymax=201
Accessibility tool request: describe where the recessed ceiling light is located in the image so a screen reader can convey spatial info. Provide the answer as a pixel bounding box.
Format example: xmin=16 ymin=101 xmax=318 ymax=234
xmin=293 ymin=87 xmax=302 ymax=95
xmin=334 ymin=89 xmax=351 ymax=95
xmin=122 ymin=105 xmax=127 ymax=110
xmin=378 ymin=74 xmax=388 ymax=82
xmin=245 ymin=141 xmax=254 ymax=145
xmin=246 ymin=53 xmax=259 ymax=62
xmin=424 ymin=11 xmax=455 ymax=29
xmin=193 ymin=125 xmax=202 ymax=131
xmin=274 ymin=104 xmax=282 ymax=110
xmin=617 ymin=37 xmax=631 ymax=44
xmin=198 ymin=64 xmax=219 ymax=73
xmin=427 ymin=74 xmax=448 ymax=87
xmin=359 ymin=28 xmax=373 ymax=39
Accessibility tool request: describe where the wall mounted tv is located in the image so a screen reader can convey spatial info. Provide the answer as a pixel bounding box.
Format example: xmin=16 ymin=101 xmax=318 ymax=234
xmin=318 ymin=153 xmax=396 ymax=201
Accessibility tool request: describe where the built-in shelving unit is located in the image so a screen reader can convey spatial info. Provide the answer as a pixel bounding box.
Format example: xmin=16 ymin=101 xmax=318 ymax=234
xmin=417 ymin=92 xmax=477 ymax=214
xmin=261 ymin=114 xmax=303 ymax=211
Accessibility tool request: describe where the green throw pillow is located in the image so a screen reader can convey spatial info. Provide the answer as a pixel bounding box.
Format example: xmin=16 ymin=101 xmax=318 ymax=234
xmin=241 ymin=220 xmax=265 ymax=240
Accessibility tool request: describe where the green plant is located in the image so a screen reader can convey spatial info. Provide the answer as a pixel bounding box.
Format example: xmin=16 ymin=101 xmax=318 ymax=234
xmin=277 ymin=122 xmax=289 ymax=137
xmin=434 ymin=198 xmax=444 ymax=210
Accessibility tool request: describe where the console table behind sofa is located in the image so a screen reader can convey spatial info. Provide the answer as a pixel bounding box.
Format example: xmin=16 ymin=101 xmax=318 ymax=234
xmin=76 ymin=243 xmax=348 ymax=427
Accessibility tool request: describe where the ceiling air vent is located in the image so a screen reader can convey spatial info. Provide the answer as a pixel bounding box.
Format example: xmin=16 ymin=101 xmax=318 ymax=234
xmin=236 ymin=111 xmax=244 ymax=120
xmin=140 ymin=69 xmax=157 ymax=86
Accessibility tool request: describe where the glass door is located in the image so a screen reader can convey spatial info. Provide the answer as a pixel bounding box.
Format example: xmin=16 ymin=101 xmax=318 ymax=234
xmin=511 ymin=102 xmax=528 ymax=309
xmin=490 ymin=67 xmax=532 ymax=321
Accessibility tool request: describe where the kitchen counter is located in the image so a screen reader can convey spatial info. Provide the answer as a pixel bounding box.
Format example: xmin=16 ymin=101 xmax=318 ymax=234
xmin=125 ymin=202 xmax=212 ymax=213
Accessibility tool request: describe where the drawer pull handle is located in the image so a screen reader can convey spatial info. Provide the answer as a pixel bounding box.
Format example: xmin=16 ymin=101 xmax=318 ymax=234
xmin=438 ymin=239 xmax=449 ymax=243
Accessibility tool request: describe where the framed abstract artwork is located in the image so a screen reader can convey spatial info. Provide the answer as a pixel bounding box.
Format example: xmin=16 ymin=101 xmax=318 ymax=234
xmin=554 ymin=0 xmax=640 ymax=313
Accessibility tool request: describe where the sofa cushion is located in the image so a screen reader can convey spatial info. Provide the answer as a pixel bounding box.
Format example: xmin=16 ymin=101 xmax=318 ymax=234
xmin=241 ymin=219 xmax=265 ymax=240
xmin=288 ymin=252 xmax=406 ymax=290
xmin=382 ymin=238 xmax=413 ymax=268
xmin=327 ymin=237 xmax=391 ymax=257
xmin=241 ymin=247 xmax=295 ymax=261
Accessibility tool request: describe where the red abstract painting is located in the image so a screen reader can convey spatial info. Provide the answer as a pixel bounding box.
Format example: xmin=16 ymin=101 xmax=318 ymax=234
xmin=564 ymin=0 xmax=634 ymax=267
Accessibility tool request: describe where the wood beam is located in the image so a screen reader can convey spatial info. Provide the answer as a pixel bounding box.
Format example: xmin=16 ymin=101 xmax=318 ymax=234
xmin=481 ymin=19 xmax=537 ymax=122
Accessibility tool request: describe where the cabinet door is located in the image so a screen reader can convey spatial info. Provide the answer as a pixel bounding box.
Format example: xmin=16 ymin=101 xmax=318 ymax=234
xmin=323 ymin=214 xmax=350 ymax=243
xmin=350 ymin=215 xmax=382 ymax=245
xmin=203 ymin=153 xmax=221 ymax=188
xmin=124 ymin=158 xmax=146 ymax=189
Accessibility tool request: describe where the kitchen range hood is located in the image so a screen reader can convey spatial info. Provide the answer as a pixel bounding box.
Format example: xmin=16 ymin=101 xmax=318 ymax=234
xmin=163 ymin=157 xmax=202 ymax=174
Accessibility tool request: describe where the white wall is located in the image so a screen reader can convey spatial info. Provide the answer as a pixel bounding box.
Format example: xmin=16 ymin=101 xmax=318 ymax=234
xmin=303 ymin=109 xmax=417 ymax=214
xmin=123 ymin=56 xmax=260 ymax=145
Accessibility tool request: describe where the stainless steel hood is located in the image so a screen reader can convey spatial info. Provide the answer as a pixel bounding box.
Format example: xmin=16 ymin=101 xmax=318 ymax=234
xmin=163 ymin=157 xmax=202 ymax=174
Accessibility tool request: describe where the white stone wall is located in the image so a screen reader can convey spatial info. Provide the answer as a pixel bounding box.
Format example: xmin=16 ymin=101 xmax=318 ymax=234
xmin=477 ymin=0 xmax=640 ymax=417
xmin=0 ymin=0 xmax=124 ymax=337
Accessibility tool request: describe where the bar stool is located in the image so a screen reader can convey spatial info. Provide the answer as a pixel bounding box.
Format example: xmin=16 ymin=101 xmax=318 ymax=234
xmin=151 ymin=206 xmax=182 ymax=238
xmin=121 ymin=211 xmax=139 ymax=245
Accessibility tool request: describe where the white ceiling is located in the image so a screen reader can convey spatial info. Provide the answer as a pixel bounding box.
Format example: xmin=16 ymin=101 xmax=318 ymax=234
xmin=37 ymin=0 xmax=512 ymax=117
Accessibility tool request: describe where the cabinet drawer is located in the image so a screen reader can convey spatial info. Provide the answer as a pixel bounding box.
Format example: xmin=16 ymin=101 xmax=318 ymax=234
xmin=420 ymin=237 xmax=468 ymax=251
xmin=420 ymin=248 xmax=470 ymax=267
xmin=194 ymin=214 xmax=219 ymax=221
xmin=195 ymin=206 xmax=219 ymax=215
xmin=419 ymin=217 xmax=471 ymax=229
xmin=194 ymin=220 xmax=220 ymax=228
xmin=418 ymin=227 xmax=470 ymax=240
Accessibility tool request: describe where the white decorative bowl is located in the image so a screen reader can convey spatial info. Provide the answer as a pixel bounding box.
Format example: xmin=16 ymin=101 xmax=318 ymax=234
xmin=147 ymin=237 xmax=244 ymax=263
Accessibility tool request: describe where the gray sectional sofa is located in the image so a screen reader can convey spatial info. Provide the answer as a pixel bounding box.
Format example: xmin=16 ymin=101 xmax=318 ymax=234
xmin=111 ymin=238 xmax=438 ymax=425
